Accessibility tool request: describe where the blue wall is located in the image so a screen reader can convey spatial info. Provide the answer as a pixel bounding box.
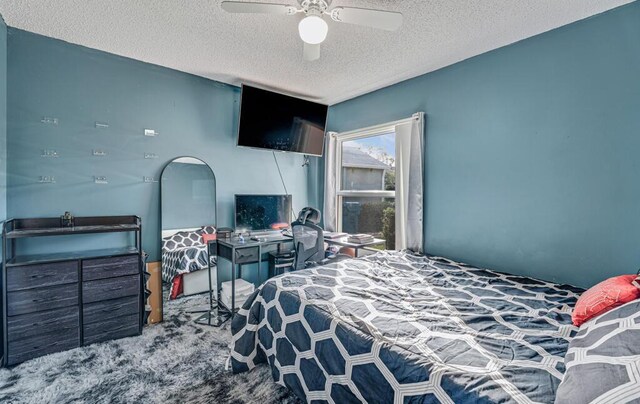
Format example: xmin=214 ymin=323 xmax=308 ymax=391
xmin=327 ymin=2 xmax=640 ymax=288
xmin=6 ymin=29 xmax=313 ymax=262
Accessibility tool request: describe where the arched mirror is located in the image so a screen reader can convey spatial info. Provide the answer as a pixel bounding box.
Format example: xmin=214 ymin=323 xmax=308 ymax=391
xmin=160 ymin=157 xmax=217 ymax=320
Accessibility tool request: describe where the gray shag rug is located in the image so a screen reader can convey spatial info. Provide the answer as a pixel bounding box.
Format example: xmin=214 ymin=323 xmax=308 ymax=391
xmin=0 ymin=292 xmax=301 ymax=404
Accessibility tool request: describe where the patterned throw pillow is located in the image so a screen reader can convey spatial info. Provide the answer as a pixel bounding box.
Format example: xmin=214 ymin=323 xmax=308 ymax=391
xmin=201 ymin=225 xmax=216 ymax=234
xmin=162 ymin=230 xmax=203 ymax=251
xmin=556 ymin=299 xmax=640 ymax=404
xmin=571 ymin=274 xmax=640 ymax=326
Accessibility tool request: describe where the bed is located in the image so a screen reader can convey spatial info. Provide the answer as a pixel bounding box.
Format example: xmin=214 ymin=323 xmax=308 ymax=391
xmin=230 ymin=250 xmax=583 ymax=403
xmin=162 ymin=228 xmax=216 ymax=299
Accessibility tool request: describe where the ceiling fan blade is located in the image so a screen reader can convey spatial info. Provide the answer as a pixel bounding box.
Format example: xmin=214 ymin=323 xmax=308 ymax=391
xmin=329 ymin=7 xmax=403 ymax=31
xmin=221 ymin=1 xmax=297 ymax=15
xmin=303 ymin=43 xmax=320 ymax=61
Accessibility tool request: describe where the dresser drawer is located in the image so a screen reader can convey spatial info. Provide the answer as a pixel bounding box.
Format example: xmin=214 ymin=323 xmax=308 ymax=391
xmin=83 ymin=296 xmax=139 ymax=325
xmin=7 ymin=327 xmax=80 ymax=366
xmin=83 ymin=314 xmax=140 ymax=345
xmin=7 ymin=261 xmax=78 ymax=291
xmin=8 ymin=306 xmax=79 ymax=341
xmin=7 ymin=283 xmax=79 ymax=316
xmin=82 ymin=255 xmax=139 ymax=281
xmin=235 ymin=247 xmax=260 ymax=264
xmin=82 ymin=275 xmax=140 ymax=304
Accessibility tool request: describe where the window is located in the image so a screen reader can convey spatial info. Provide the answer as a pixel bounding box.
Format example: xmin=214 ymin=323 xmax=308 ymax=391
xmin=326 ymin=113 xmax=424 ymax=253
xmin=336 ymin=130 xmax=396 ymax=249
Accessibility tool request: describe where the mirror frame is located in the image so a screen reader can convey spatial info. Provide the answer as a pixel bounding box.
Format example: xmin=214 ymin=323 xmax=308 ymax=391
xmin=159 ymin=156 xmax=218 ymax=293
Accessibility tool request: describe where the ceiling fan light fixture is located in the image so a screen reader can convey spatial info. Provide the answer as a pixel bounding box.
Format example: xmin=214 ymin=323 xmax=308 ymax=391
xmin=298 ymin=15 xmax=328 ymax=45
xmin=220 ymin=1 xmax=403 ymax=61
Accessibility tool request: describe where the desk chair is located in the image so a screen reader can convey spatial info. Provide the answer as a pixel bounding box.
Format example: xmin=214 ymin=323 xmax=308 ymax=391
xmin=291 ymin=207 xmax=349 ymax=270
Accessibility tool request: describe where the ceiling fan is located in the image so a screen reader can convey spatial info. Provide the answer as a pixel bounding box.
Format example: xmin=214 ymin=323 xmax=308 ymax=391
xmin=221 ymin=0 xmax=403 ymax=61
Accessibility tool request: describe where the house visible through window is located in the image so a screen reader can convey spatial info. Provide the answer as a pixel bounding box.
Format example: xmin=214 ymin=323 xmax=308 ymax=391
xmin=337 ymin=131 xmax=396 ymax=249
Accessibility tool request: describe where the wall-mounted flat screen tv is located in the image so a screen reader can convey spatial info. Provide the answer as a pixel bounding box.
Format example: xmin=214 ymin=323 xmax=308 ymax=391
xmin=235 ymin=194 xmax=292 ymax=232
xmin=237 ymin=85 xmax=327 ymax=157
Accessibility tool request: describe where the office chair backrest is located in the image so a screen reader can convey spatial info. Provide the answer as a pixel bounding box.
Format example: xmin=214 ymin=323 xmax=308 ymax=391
xmin=297 ymin=206 xmax=321 ymax=225
xmin=292 ymin=207 xmax=324 ymax=270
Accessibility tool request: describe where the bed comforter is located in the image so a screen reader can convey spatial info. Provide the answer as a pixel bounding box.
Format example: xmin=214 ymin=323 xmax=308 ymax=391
xmin=230 ymin=251 xmax=583 ymax=403
xmin=161 ymin=244 xmax=211 ymax=282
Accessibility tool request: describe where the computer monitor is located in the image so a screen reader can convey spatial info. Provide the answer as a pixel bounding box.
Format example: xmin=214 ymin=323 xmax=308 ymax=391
xmin=234 ymin=194 xmax=292 ymax=233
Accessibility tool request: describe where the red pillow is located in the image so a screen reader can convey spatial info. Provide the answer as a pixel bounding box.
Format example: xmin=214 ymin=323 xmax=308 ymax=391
xmin=572 ymin=274 xmax=640 ymax=326
xmin=202 ymin=233 xmax=217 ymax=243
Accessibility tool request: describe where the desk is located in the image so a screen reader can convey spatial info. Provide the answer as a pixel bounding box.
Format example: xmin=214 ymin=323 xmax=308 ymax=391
xmin=324 ymin=236 xmax=386 ymax=257
xmin=215 ymin=234 xmax=292 ymax=321
xmin=281 ymin=232 xmax=387 ymax=257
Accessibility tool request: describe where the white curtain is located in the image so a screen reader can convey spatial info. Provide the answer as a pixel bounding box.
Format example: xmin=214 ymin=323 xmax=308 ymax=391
xmin=395 ymin=113 xmax=425 ymax=253
xmin=323 ymin=132 xmax=339 ymax=231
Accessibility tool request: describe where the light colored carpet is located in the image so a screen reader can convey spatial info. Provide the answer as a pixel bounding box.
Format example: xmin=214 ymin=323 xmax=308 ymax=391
xmin=0 ymin=293 xmax=300 ymax=404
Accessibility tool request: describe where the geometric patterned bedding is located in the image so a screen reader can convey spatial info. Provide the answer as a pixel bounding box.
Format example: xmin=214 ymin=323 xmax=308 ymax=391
xmin=161 ymin=244 xmax=211 ymax=283
xmin=161 ymin=230 xmax=216 ymax=298
xmin=556 ymin=299 xmax=640 ymax=404
xmin=230 ymin=250 xmax=584 ymax=403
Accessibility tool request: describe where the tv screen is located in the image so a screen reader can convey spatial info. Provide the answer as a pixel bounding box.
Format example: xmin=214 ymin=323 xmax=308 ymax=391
xmin=235 ymin=194 xmax=292 ymax=232
xmin=237 ymin=85 xmax=327 ymax=157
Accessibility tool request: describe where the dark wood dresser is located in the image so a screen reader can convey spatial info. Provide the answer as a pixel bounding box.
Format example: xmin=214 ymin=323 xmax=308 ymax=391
xmin=1 ymin=216 xmax=144 ymax=366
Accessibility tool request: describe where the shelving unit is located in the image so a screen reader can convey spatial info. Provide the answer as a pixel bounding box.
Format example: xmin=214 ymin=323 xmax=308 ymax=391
xmin=1 ymin=216 xmax=144 ymax=367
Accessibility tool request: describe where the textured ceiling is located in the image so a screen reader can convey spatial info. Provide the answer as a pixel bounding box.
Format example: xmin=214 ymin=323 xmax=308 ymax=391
xmin=0 ymin=0 xmax=634 ymax=104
